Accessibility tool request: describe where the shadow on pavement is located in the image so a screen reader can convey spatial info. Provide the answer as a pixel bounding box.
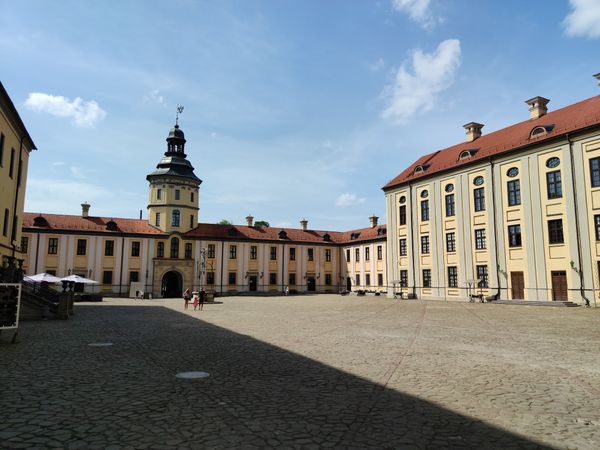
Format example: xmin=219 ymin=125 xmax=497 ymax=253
xmin=1 ymin=305 xmax=552 ymax=449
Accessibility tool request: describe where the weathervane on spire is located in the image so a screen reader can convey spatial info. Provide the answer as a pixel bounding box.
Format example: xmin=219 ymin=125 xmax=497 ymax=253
xmin=176 ymin=106 xmax=184 ymax=126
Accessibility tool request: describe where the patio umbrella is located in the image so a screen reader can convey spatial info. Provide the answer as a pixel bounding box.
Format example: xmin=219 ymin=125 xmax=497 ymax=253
xmin=60 ymin=274 xmax=100 ymax=284
xmin=24 ymin=272 xmax=63 ymax=283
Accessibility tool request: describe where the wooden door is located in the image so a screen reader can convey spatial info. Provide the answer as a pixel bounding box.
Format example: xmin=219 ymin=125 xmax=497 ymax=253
xmin=551 ymin=271 xmax=568 ymax=301
xmin=510 ymin=272 xmax=524 ymax=300
xmin=249 ymin=276 xmax=257 ymax=292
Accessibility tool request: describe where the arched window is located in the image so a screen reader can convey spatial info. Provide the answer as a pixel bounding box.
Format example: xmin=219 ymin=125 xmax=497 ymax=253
xmin=170 ymin=238 xmax=179 ymax=259
xmin=171 ymin=210 xmax=180 ymax=227
xmin=157 ymin=242 xmax=164 ymax=258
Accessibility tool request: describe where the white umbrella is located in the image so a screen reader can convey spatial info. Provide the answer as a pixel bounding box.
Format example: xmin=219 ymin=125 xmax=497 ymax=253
xmin=25 ymin=272 xmax=63 ymax=283
xmin=60 ymin=274 xmax=100 ymax=285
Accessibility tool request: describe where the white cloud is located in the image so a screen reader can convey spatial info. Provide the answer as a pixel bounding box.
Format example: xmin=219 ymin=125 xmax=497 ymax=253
xmin=381 ymin=39 xmax=461 ymax=123
xmin=336 ymin=193 xmax=366 ymax=207
xmin=25 ymin=93 xmax=106 ymax=127
xmin=391 ymin=0 xmax=436 ymax=29
xmin=144 ymin=89 xmax=165 ymax=104
xmin=563 ymin=0 xmax=600 ymax=38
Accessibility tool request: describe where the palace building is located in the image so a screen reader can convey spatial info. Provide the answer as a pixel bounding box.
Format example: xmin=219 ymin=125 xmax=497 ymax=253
xmin=20 ymin=121 xmax=387 ymax=298
xmin=384 ymin=74 xmax=600 ymax=305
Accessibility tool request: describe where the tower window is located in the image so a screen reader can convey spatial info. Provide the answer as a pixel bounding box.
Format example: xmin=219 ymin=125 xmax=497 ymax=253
xmin=170 ymin=238 xmax=179 ymax=258
xmin=9 ymin=148 xmax=15 ymax=178
xmin=157 ymin=189 xmax=162 ymax=200
xmin=190 ymin=215 xmax=194 ymax=229
xmin=191 ymin=192 xmax=194 ymax=202
xmin=156 ymin=212 xmax=161 ymax=227
xmin=171 ymin=210 xmax=180 ymax=227
xmin=175 ymin=190 xmax=180 ymax=200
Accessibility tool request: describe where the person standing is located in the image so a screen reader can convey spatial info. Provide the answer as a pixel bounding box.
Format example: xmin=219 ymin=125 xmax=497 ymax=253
xmin=199 ymin=288 xmax=206 ymax=311
xmin=183 ymin=289 xmax=191 ymax=310
xmin=192 ymin=293 xmax=199 ymax=310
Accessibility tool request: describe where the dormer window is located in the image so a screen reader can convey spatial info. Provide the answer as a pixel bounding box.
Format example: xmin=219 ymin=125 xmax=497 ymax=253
xmin=278 ymin=230 xmax=288 ymax=239
xmin=377 ymin=228 xmax=386 ymax=236
xmin=350 ymin=232 xmax=360 ymax=241
xmin=459 ymin=149 xmax=478 ymax=161
xmin=106 ymin=220 xmax=118 ymax=231
xmin=530 ymin=125 xmax=554 ymax=139
xmin=322 ymin=233 xmax=331 ymax=241
xmin=413 ymin=164 xmax=430 ymax=175
xmin=33 ymin=216 xmax=48 ymax=227
xmin=227 ymin=227 xmax=238 ymax=236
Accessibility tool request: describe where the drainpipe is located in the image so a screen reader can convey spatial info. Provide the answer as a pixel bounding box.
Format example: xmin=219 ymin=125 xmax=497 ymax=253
xmin=34 ymin=232 xmax=40 ymax=274
xmin=281 ymin=243 xmax=285 ymax=292
xmin=11 ymin=135 xmax=25 ymax=258
xmin=567 ymin=133 xmax=591 ymax=307
xmin=119 ymin=237 xmax=125 ymax=297
xmin=489 ymin=157 xmax=502 ymax=300
xmin=219 ymin=241 xmax=225 ymax=294
xmin=408 ymin=182 xmax=416 ymax=298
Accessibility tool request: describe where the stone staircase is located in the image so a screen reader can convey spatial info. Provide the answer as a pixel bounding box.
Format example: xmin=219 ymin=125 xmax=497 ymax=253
xmin=489 ymin=300 xmax=580 ymax=307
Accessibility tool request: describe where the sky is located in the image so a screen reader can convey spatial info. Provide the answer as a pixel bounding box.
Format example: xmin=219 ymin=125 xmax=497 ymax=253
xmin=1 ymin=0 xmax=599 ymax=231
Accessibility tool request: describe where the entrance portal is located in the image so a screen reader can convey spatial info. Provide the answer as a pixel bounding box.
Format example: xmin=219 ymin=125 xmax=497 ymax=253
xmin=346 ymin=277 xmax=352 ymax=292
xmin=249 ymin=276 xmax=258 ymax=292
xmin=307 ymin=277 xmax=316 ymax=292
xmin=161 ymin=271 xmax=183 ymax=298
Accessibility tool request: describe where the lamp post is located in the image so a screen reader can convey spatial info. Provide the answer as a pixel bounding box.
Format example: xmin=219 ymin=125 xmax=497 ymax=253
xmin=198 ymin=248 xmax=206 ymax=290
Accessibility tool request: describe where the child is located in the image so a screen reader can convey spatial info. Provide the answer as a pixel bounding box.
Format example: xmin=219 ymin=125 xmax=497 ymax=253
xmin=193 ymin=293 xmax=199 ymax=310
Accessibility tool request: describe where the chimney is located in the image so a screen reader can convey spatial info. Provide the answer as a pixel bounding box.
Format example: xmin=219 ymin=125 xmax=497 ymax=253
xmin=81 ymin=202 xmax=90 ymax=218
xmin=594 ymin=72 xmax=600 ymax=88
xmin=245 ymin=214 xmax=254 ymax=227
xmin=300 ymin=218 xmax=308 ymax=231
xmin=463 ymin=122 xmax=484 ymax=142
xmin=369 ymin=214 xmax=378 ymax=228
xmin=525 ymin=96 xmax=550 ymax=120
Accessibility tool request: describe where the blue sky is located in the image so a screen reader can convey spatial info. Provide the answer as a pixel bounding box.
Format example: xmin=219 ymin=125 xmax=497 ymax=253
xmin=1 ymin=0 xmax=599 ymax=230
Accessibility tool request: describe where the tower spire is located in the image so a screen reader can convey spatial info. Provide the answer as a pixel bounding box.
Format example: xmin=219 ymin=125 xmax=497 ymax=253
xmin=175 ymin=105 xmax=184 ymax=126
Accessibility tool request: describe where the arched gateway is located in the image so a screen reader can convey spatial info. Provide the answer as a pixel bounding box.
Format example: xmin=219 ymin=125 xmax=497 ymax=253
xmin=161 ymin=271 xmax=183 ymax=298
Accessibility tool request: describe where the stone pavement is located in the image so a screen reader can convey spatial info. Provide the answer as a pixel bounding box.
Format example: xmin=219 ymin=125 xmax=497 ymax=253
xmin=1 ymin=295 xmax=599 ymax=449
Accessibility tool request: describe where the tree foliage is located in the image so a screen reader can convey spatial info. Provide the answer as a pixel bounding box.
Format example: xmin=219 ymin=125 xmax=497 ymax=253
xmin=218 ymin=219 xmax=233 ymax=225
xmin=254 ymin=220 xmax=270 ymax=227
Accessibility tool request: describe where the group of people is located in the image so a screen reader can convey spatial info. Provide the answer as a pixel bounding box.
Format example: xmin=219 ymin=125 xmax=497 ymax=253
xmin=183 ymin=288 xmax=207 ymax=310
xmin=134 ymin=290 xmax=152 ymax=300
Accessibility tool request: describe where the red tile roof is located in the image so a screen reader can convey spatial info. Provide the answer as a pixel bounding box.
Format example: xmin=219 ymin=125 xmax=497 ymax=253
xmin=383 ymin=95 xmax=600 ymax=190
xmin=22 ymin=213 xmax=386 ymax=244
xmin=23 ymin=213 xmax=165 ymax=236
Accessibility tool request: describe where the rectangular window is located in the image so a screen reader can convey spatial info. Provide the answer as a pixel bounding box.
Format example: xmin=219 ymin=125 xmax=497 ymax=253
xmin=474 ymin=187 xmax=485 ymax=212
xmin=446 ymin=232 xmax=456 ymax=253
xmin=595 ymin=215 xmax=600 ymax=241
xmin=546 ymin=170 xmax=562 ymax=199
xmin=476 ymin=265 xmax=489 ymax=288
xmin=229 ymin=245 xmax=237 ymax=259
xmin=400 ymin=270 xmax=408 ymax=288
xmin=102 ymin=271 xmax=113 ymax=285
xmin=171 ymin=210 xmax=180 ymax=227
xmin=366 ymin=274 xmax=371 ymax=286
xmin=448 ymin=266 xmax=458 ymax=288
xmin=325 ymin=249 xmax=331 ymax=262
xmin=325 ymin=274 xmax=332 ymax=285
xmin=422 ymin=269 xmax=431 ymax=288
xmin=590 ymin=157 xmax=600 ymax=188
xmin=421 ymin=200 xmax=429 ymax=221
xmin=399 ymin=205 xmax=407 ymax=225
xmin=307 ymin=248 xmax=314 ymax=261
xmin=21 ymin=236 xmax=28 ymax=253
xmin=365 ymin=247 xmax=370 ymax=261
xmin=206 ymin=272 xmax=215 ymax=285
xmin=129 ymin=271 xmax=139 ymax=283
xmin=445 ymin=194 xmax=455 ymax=216
xmin=377 ymin=245 xmax=383 ymax=260
xmin=101 ymin=240 xmax=113 ymax=256
xmin=190 ymin=215 xmax=194 ymax=229
xmin=175 ymin=189 xmax=180 ymax=200
xmin=475 ymin=229 xmax=486 ymax=250
xmin=191 ymin=191 xmax=195 ymax=202
xmin=377 ymin=273 xmax=383 ymax=287
xmin=48 ymin=237 xmax=58 ymax=255
xmin=157 ymin=242 xmax=164 ymax=258
xmin=345 ymin=249 xmax=350 ymax=262
xmin=0 ymin=133 xmax=4 ymax=166
xmin=185 ymin=243 xmax=192 ymax=259
xmin=155 ymin=212 xmax=161 ymax=227
xmin=2 ymin=209 xmax=8 ymax=237
xmin=548 ymin=219 xmax=564 ymax=244
xmin=355 ymin=248 xmax=360 ymax=262
xmin=9 ymin=148 xmax=15 ymax=178
xmin=289 ymin=247 xmax=296 ymax=261
xmin=421 ymin=235 xmax=430 ymax=254
xmin=228 ymin=272 xmax=236 ymax=285
xmin=507 ymin=180 xmax=521 ymax=206
xmin=76 ymin=239 xmax=87 ymax=255
xmin=157 ymin=189 xmax=162 ymax=200
xmin=289 ymin=273 xmax=296 ymax=285
xmin=270 ymin=246 xmax=277 ymax=260
xmin=508 ymin=224 xmax=522 ymax=247
xmin=269 ymin=273 xmax=277 ymax=285
xmin=355 ymin=274 xmax=360 ymax=286
xmin=207 ymin=244 xmax=215 ymax=258
xmin=131 ymin=241 xmax=140 ymax=257
xmin=250 ymin=245 xmax=257 ymax=260
xmin=399 ymin=238 xmax=407 ymax=256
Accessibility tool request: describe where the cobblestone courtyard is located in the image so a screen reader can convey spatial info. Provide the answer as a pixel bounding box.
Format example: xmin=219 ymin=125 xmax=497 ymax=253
xmin=2 ymin=295 xmax=600 ymax=449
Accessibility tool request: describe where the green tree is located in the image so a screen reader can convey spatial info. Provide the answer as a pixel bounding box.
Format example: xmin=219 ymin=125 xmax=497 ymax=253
xmin=218 ymin=219 xmax=233 ymax=225
xmin=254 ymin=220 xmax=270 ymax=227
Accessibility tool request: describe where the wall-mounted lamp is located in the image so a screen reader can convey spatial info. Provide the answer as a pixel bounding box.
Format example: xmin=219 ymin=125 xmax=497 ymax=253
xmin=67 ymin=268 xmax=72 ymax=275
xmin=245 ymin=272 xmax=249 ymax=279
xmin=88 ymin=268 xmax=92 ymax=277
xmin=260 ymin=272 xmax=264 ymax=279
